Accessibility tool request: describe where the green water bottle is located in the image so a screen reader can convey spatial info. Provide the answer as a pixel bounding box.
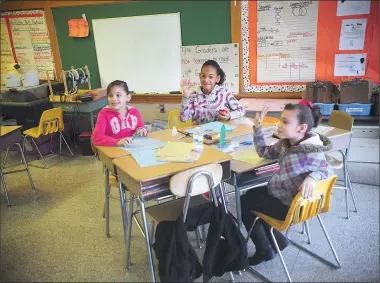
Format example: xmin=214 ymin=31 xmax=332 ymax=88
xmin=219 ymin=124 xmax=226 ymax=148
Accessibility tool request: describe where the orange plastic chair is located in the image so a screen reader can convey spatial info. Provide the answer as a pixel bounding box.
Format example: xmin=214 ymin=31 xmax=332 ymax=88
xmin=167 ymin=109 xmax=192 ymax=129
xmin=246 ymin=176 xmax=340 ymax=282
xmin=23 ymin=107 xmax=74 ymax=168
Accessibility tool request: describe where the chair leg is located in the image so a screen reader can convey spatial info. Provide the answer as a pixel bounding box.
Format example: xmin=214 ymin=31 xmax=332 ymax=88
xmin=270 ymin=227 xmax=292 ymax=282
xmin=342 ymin=152 xmax=350 ymax=220
xmin=2 ymin=146 xmax=10 ymax=169
xmin=14 ymin=143 xmax=35 ymax=190
xmin=304 ymin=221 xmax=311 ymax=244
xmin=289 ymin=217 xmax=341 ymax=269
xmin=30 ymin=137 xmax=48 ymax=168
xmin=138 ymin=198 xmax=156 ymax=282
xmin=60 ymin=132 xmax=74 ymax=156
xmin=228 ymin=271 xmax=235 ymax=282
xmin=347 ymin=174 xmax=358 ymax=213
xmin=195 ymin=227 xmax=202 ymax=249
xmin=0 ymin=169 xmax=11 ymax=207
xmin=220 ymin=182 xmax=229 ymax=206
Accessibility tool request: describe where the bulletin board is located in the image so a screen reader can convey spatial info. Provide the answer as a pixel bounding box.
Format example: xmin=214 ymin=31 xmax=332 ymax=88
xmin=0 ymin=9 xmax=55 ymax=80
xmin=241 ymin=0 xmax=379 ymax=92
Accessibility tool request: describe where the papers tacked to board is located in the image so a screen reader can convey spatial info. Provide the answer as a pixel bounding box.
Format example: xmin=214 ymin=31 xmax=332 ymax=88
xmin=334 ymin=53 xmax=367 ymax=76
xmin=339 ymin=19 xmax=367 ymax=51
xmin=181 ymin=43 xmax=239 ymax=94
xmin=256 ymin=0 xmax=319 ymax=82
xmin=337 ymin=0 xmax=371 ymax=16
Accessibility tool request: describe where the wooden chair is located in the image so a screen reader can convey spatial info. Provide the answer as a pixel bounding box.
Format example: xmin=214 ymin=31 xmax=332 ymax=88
xmin=326 ymin=110 xmax=358 ymax=219
xmin=22 ymin=107 xmax=74 ymax=168
xmin=246 ymin=176 xmax=340 ymax=282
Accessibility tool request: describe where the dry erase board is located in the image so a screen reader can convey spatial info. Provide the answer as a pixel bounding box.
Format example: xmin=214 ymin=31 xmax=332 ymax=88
xmin=0 ymin=10 xmax=55 ymax=79
xmin=181 ymin=43 xmax=240 ymax=94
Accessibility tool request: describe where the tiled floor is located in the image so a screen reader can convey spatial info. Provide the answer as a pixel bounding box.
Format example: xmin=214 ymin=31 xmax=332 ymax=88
xmin=0 ymin=150 xmax=379 ymax=282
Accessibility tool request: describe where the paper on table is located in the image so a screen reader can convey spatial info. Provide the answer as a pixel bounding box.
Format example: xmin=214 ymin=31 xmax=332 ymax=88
xmin=337 ymin=0 xmax=370 ymax=16
xmin=334 ymin=53 xmax=366 ymax=76
xmin=339 ymin=19 xmax=367 ymax=50
xmin=131 ymin=149 xmax=168 ymax=168
xmin=122 ymin=137 xmax=167 ymax=152
xmin=156 ymin=142 xmax=199 ymax=162
xmin=185 ymin=121 xmax=237 ymax=134
xmin=232 ymin=149 xmax=264 ymax=165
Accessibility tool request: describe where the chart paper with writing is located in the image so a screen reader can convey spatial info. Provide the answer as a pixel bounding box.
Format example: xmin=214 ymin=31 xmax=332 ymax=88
xmin=256 ymin=1 xmax=319 ymax=83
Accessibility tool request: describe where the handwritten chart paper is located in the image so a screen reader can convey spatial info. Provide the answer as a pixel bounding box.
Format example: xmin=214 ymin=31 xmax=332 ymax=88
xmin=0 ymin=18 xmax=14 ymax=74
xmin=334 ymin=53 xmax=367 ymax=76
xmin=337 ymin=0 xmax=371 ymax=16
xmin=256 ymin=1 xmax=319 ymax=82
xmin=181 ymin=43 xmax=239 ymax=94
xmin=339 ymin=19 xmax=367 ymax=50
xmin=0 ymin=10 xmax=55 ymax=80
xmin=68 ymin=19 xmax=89 ymax=37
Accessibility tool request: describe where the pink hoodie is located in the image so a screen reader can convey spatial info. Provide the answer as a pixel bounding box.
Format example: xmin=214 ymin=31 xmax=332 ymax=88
xmin=92 ymin=106 xmax=145 ymax=146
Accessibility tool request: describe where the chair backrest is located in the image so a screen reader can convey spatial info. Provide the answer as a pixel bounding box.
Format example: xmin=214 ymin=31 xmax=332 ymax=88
xmin=168 ymin=109 xmax=192 ymax=129
xmin=283 ymin=176 xmax=337 ymax=226
xmin=169 ymin=163 xmax=224 ymax=221
xmin=328 ymin=110 xmax=354 ymax=131
xmin=37 ymin=107 xmax=64 ymax=136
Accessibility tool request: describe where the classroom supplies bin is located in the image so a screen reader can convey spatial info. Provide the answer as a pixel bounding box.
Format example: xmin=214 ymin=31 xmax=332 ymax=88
xmin=313 ymin=103 xmax=335 ymax=116
xmin=78 ymin=132 xmax=94 ymax=156
xmin=338 ymin=103 xmax=372 ymax=116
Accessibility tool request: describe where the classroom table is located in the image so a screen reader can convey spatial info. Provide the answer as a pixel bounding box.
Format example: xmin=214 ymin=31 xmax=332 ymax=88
xmin=0 ymin=126 xmax=35 ymax=206
xmin=113 ymin=144 xmax=232 ymax=282
xmin=96 ymin=146 xmax=132 ymax=237
xmin=52 ymin=97 xmax=107 ymax=131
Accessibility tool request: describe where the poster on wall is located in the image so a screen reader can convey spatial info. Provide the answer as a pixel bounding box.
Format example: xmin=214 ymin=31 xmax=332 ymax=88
xmin=256 ymin=0 xmax=319 ymax=83
xmin=0 ymin=10 xmax=55 ymax=80
xmin=334 ymin=53 xmax=367 ymax=76
xmin=181 ymin=43 xmax=239 ymax=94
xmin=337 ymin=0 xmax=371 ymax=16
xmin=339 ymin=18 xmax=367 ymax=50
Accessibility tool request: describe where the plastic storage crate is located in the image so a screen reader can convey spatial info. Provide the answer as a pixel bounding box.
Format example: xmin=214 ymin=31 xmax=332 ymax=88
xmin=338 ymin=103 xmax=372 ymax=116
xmin=313 ymin=103 xmax=335 ymax=116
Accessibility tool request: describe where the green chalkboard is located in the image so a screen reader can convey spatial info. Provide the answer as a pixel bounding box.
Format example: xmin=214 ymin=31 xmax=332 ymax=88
xmin=52 ymin=1 xmax=231 ymax=89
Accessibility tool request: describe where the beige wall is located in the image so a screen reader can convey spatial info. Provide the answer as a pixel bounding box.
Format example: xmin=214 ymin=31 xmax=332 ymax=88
xmin=129 ymin=103 xmax=181 ymax=123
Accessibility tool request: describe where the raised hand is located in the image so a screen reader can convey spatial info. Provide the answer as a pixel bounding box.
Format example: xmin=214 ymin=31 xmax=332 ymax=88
xmin=254 ymin=105 xmax=270 ymax=128
xmin=182 ymin=79 xmax=192 ymax=98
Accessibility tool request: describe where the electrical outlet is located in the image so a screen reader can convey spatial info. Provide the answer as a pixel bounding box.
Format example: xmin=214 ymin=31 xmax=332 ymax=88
xmin=159 ymin=104 xmax=166 ymax=113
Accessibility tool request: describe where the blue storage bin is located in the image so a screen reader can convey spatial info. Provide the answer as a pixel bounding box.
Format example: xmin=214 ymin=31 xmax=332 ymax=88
xmin=313 ymin=103 xmax=335 ymax=116
xmin=338 ymin=103 xmax=372 ymax=116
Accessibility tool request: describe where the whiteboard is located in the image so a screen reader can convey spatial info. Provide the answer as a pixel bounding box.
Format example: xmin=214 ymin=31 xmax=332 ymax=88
xmin=92 ymin=13 xmax=182 ymax=93
xmin=181 ymin=43 xmax=239 ymax=94
xmin=256 ymin=1 xmax=319 ymax=83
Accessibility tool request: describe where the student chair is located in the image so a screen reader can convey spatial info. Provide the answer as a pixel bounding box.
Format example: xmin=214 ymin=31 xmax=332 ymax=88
xmin=126 ymin=164 xmax=235 ymax=283
xmin=168 ymin=109 xmax=192 ymax=129
xmin=1 ymin=142 xmax=35 ymax=207
xmin=246 ymin=176 xmax=340 ymax=282
xmin=326 ymin=110 xmax=358 ymax=219
xmin=23 ymin=107 xmax=74 ymax=169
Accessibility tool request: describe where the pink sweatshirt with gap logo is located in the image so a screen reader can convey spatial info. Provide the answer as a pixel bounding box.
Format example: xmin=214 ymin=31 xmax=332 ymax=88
xmin=92 ymin=106 xmax=145 ymax=146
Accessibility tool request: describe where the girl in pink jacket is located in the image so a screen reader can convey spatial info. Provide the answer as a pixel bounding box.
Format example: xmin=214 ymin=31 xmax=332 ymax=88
xmin=92 ymin=80 xmax=147 ymax=147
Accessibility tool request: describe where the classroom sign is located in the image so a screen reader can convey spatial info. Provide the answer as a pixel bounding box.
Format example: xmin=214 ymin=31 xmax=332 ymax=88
xmin=181 ymin=43 xmax=240 ymax=94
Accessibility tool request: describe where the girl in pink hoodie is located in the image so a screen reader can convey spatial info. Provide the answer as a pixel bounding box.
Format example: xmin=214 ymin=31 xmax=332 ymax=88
xmin=92 ymin=80 xmax=147 ymax=147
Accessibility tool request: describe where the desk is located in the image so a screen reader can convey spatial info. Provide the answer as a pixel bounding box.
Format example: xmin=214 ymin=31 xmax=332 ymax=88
xmin=113 ymin=145 xmax=232 ymax=281
xmin=0 ymin=126 xmax=35 ymax=206
xmin=52 ymin=97 xmax=107 ymax=130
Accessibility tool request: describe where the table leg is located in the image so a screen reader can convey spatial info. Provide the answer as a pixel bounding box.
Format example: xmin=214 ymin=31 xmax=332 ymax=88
xmin=233 ymin=173 xmax=243 ymax=233
xmin=90 ymin=111 xmax=95 ymax=131
xmin=105 ymin=167 xmax=110 ymax=237
xmin=139 ymin=198 xmax=156 ymax=282
xmin=118 ymin=182 xmax=129 ymax=270
xmin=15 ymin=143 xmax=35 ymax=190
xmin=126 ymin=192 xmax=134 ymax=270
